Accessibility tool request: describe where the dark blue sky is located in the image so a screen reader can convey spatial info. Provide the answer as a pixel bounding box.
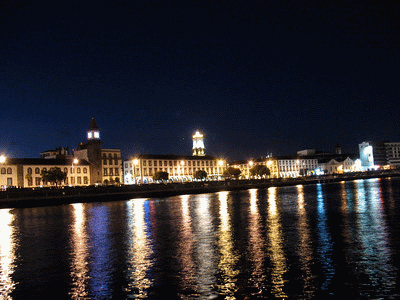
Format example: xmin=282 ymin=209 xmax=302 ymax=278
xmin=0 ymin=0 xmax=399 ymax=161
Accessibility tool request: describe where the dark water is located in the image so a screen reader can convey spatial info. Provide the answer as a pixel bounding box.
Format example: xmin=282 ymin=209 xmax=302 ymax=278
xmin=1 ymin=178 xmax=400 ymax=299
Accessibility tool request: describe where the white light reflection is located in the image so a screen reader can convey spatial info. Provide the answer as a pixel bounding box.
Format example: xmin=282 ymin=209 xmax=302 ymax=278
xmin=126 ymin=199 xmax=153 ymax=298
xmin=178 ymin=195 xmax=196 ymax=291
xmin=0 ymin=209 xmax=16 ymax=299
xmin=69 ymin=203 xmax=90 ymax=299
xmin=248 ymin=189 xmax=266 ymax=296
xmin=316 ymin=184 xmax=335 ymax=291
xmin=354 ymin=179 xmax=396 ymax=296
xmin=194 ymin=194 xmax=217 ymax=298
xmin=296 ymin=185 xmax=314 ymax=297
xmin=217 ymin=191 xmax=239 ymax=298
xmin=267 ymin=187 xmax=287 ymax=298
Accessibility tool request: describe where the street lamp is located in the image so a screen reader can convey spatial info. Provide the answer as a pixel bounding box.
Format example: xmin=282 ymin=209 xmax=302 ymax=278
xmin=179 ymin=160 xmax=185 ymax=181
xmin=0 ymin=155 xmax=6 ymax=164
xmin=218 ymin=160 xmax=224 ymax=179
xmin=133 ymin=159 xmax=139 ymax=184
xmin=71 ymin=158 xmax=78 ymax=186
xmin=248 ymin=160 xmax=254 ymax=179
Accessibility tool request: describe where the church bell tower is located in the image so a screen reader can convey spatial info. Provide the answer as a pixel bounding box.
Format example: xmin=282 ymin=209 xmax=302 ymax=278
xmin=86 ymin=117 xmax=102 ymax=184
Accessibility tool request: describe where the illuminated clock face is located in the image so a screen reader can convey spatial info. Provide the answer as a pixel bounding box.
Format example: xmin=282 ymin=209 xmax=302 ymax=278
xmin=88 ymin=131 xmax=100 ymax=139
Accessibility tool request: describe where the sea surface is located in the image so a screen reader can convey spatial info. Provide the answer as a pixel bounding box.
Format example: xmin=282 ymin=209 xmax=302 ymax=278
xmin=1 ymin=177 xmax=400 ymax=299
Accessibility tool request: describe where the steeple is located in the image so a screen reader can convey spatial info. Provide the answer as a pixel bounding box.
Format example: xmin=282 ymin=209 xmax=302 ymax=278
xmin=87 ymin=117 xmax=100 ymax=141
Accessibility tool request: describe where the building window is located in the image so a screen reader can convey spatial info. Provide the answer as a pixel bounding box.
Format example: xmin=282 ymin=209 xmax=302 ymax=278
xmin=64 ymin=167 xmax=68 ymax=173
xmin=109 ymin=168 xmax=113 ymax=175
xmin=77 ymin=177 xmax=82 ymax=184
xmin=84 ymin=176 xmax=88 ymax=184
xmin=6 ymin=168 xmax=12 ymax=174
xmin=71 ymin=177 xmax=75 ymax=185
xmin=77 ymin=167 xmax=81 ymax=174
xmin=115 ymin=168 xmax=119 ymax=176
xmin=104 ymin=168 xmax=108 ymax=176
xmin=148 ymin=161 xmax=152 ymax=167
xmin=35 ymin=177 xmax=41 ymax=185
xmin=143 ymin=161 xmax=147 ymax=166
xmin=1 ymin=168 xmax=5 ymax=174
xmin=27 ymin=178 xmax=33 ymax=186
xmin=42 ymin=168 xmax=47 ymax=172
xmin=7 ymin=178 xmax=12 ymax=186
xmin=27 ymin=167 xmax=33 ymax=174
xmin=35 ymin=167 xmax=40 ymax=174
xmin=114 ymin=154 xmax=118 ymax=165
xmin=83 ymin=167 xmax=87 ymax=174
xmin=109 ymin=154 xmax=113 ymax=165
xmin=164 ymin=161 xmax=167 ymax=166
xmin=169 ymin=161 xmax=172 ymax=166
xmin=65 ymin=177 xmax=68 ymax=185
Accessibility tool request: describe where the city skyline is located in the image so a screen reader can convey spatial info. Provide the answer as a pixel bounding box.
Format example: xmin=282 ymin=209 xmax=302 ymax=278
xmin=1 ymin=0 xmax=399 ymax=161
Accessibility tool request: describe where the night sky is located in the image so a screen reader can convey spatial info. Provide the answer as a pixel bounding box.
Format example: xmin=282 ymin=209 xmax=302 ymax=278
xmin=1 ymin=0 xmax=399 ymax=161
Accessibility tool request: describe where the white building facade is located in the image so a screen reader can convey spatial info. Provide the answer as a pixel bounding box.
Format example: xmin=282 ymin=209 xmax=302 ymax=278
xmin=124 ymin=154 xmax=227 ymax=184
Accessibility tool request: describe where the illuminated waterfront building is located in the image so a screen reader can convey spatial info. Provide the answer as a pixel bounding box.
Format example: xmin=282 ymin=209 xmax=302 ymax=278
xmin=0 ymin=157 xmax=91 ymax=188
xmin=359 ymin=141 xmax=400 ymax=169
xmin=123 ymin=154 xmax=227 ymax=184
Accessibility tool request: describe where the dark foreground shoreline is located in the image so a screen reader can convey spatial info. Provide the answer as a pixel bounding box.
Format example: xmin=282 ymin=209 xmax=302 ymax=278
xmin=1 ymin=171 xmax=399 ymax=209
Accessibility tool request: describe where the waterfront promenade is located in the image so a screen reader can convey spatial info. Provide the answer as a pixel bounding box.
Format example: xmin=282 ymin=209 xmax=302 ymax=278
xmin=1 ymin=170 xmax=399 ymax=209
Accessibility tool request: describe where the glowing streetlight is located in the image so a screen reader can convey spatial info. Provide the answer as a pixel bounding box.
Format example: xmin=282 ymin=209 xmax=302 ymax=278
xmin=0 ymin=155 xmax=6 ymax=164
xmin=248 ymin=160 xmax=254 ymax=179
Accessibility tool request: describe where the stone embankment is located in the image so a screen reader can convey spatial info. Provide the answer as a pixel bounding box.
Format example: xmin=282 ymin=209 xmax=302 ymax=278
xmin=1 ymin=170 xmax=399 ymax=209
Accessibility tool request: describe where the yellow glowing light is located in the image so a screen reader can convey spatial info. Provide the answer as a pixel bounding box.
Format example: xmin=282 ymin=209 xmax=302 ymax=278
xmin=193 ymin=131 xmax=203 ymax=138
xmin=73 ymin=158 xmax=79 ymax=164
xmin=249 ymin=161 xmax=254 ymax=166
xmin=0 ymin=155 xmax=6 ymax=164
xmin=133 ymin=159 xmax=139 ymax=165
xmin=218 ymin=160 xmax=224 ymax=166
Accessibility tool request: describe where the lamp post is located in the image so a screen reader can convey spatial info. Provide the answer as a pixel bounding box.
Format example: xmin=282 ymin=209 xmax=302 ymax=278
xmin=218 ymin=160 xmax=224 ymax=179
xmin=72 ymin=158 xmax=78 ymax=186
xmin=0 ymin=155 xmax=6 ymax=188
xmin=133 ymin=159 xmax=139 ymax=184
xmin=248 ymin=160 xmax=253 ymax=179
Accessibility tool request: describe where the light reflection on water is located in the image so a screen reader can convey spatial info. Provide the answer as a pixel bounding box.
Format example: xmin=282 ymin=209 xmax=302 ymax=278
xmin=125 ymin=198 xmax=153 ymax=298
xmin=216 ymin=191 xmax=239 ymax=298
xmin=0 ymin=209 xmax=17 ymax=299
xmin=1 ymin=178 xmax=400 ymax=298
xmin=354 ymin=179 xmax=397 ymax=296
xmin=316 ymin=183 xmax=335 ymax=291
xmin=69 ymin=203 xmax=90 ymax=299
xmin=296 ymin=185 xmax=315 ymax=298
xmin=267 ymin=187 xmax=287 ymax=298
xmin=248 ymin=188 xmax=266 ymax=296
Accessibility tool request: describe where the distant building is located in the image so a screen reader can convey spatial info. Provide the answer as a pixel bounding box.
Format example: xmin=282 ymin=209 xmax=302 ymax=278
xmin=123 ymin=154 xmax=226 ymax=184
xmin=359 ymin=141 xmax=400 ymax=169
xmin=74 ymin=117 xmax=122 ymax=184
xmin=40 ymin=147 xmax=72 ymax=159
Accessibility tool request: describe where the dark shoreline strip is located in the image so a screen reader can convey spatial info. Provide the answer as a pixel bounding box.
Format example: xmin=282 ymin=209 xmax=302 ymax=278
xmin=1 ymin=173 xmax=399 ymax=209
